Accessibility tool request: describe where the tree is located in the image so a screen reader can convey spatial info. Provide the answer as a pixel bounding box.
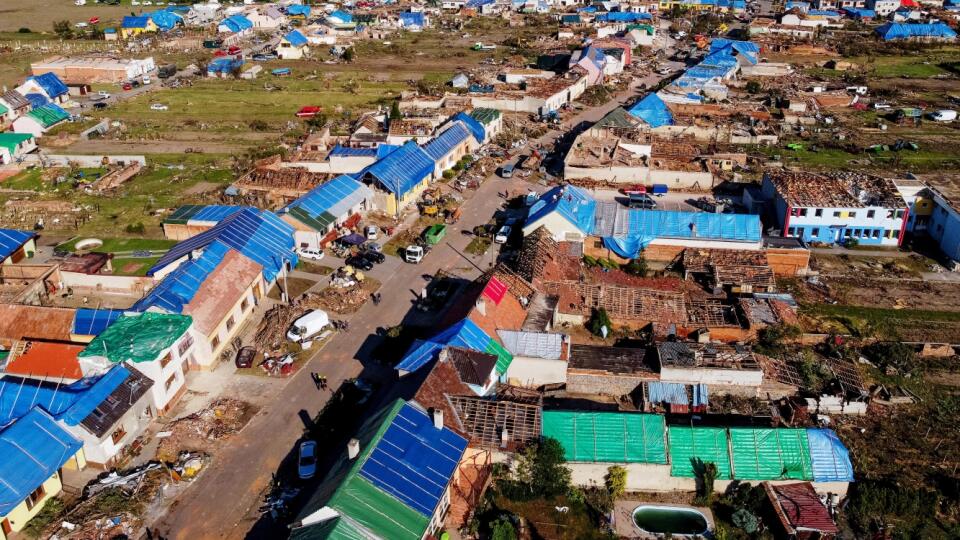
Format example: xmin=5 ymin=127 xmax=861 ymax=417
xmin=863 ymin=341 xmax=917 ymax=374
xmin=52 ymin=20 xmax=73 ymax=39
xmin=588 ymin=308 xmax=612 ymax=337
xmin=490 ymin=519 xmax=517 ymax=540
xmin=341 ymin=47 xmax=355 ymax=62
xmin=745 ymin=81 xmax=762 ymax=94
xmin=509 ymin=438 xmax=571 ymax=499
xmin=604 ymin=465 xmax=627 ymax=499
xmin=621 ymin=253 xmax=648 ymax=277
xmin=731 ymin=508 xmax=759 ymax=534
xmin=389 ymin=100 xmax=402 ymax=121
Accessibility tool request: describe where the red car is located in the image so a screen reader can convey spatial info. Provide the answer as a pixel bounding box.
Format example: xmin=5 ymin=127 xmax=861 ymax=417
xmin=227 ymin=46 xmax=242 ymax=55
xmin=296 ymin=106 xmax=323 ymax=118
xmin=122 ymin=83 xmax=133 ymax=91
xmin=89 ymin=16 xmax=100 ymax=24
xmin=213 ymin=50 xmax=227 ymax=57
xmin=621 ymin=184 xmax=647 ymax=195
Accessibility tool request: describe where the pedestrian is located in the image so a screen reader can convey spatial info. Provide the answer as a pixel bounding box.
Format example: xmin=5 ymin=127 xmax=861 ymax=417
xmin=320 ymin=376 xmax=328 ymax=390
xmin=310 ymin=372 xmax=321 ymax=390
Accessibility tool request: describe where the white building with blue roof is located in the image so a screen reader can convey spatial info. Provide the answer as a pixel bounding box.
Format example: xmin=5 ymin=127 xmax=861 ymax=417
xmin=277 ymin=30 xmax=309 ymax=59
xmin=280 ymin=175 xmax=374 ymax=249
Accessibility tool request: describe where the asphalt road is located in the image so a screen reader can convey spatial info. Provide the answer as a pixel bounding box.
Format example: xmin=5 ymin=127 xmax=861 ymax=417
xmin=152 ymin=56 xmax=681 ymax=539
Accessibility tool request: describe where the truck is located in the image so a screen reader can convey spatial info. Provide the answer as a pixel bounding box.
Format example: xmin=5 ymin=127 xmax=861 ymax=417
xmin=651 ymin=184 xmax=668 ymax=197
xmin=472 ymin=42 xmax=497 ymax=51
xmin=404 ymin=245 xmax=424 ymax=264
xmin=158 ymin=64 xmax=177 ymax=79
xmin=286 ymin=310 xmax=330 ymax=342
xmin=203 ymin=39 xmax=224 ymax=49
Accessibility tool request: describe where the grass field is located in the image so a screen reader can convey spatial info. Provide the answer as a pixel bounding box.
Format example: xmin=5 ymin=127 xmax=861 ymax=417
xmin=801 ymin=303 xmax=960 ymax=341
xmin=57 ymin=236 xmax=177 ymax=253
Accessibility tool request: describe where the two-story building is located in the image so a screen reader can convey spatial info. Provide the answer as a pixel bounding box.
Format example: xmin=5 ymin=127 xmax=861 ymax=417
xmin=757 ymin=171 xmax=908 ymax=246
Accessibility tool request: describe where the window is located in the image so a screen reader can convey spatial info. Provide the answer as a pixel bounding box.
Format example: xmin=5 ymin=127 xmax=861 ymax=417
xmin=226 ymin=316 xmax=236 ymax=332
xmin=796 ymin=227 xmax=804 ymax=237
xmin=165 ymin=373 xmax=178 ymax=392
xmin=815 ymin=209 xmax=823 ymax=217
xmin=833 ymin=211 xmax=842 ymax=218
xmin=159 ymin=353 xmax=172 ymax=369
xmin=849 ymin=212 xmax=857 ymax=219
xmin=872 ymin=229 xmax=880 ymax=239
xmin=241 ymin=298 xmax=250 ymax=312
xmin=177 ymin=333 xmax=194 ymax=356
xmin=253 ymin=284 xmax=262 ymax=301
xmin=896 ymin=209 xmax=905 ymax=219
xmin=844 ymin=229 xmax=852 ymax=238
xmin=867 ymin=210 xmax=875 ymax=219
xmin=24 ymin=485 xmax=45 ymax=511
xmin=211 ymin=335 xmax=221 ymax=350
xmin=812 ymin=227 xmax=820 ymax=237
xmin=111 ymin=426 xmax=127 ymax=445
xmin=799 ymin=208 xmax=808 ymax=217
xmin=787 ymin=227 xmax=796 ymax=237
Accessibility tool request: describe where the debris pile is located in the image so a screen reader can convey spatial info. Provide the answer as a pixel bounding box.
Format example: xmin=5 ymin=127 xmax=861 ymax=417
xmin=156 ymin=398 xmax=254 ymax=461
xmin=254 ymin=302 xmax=302 ymax=350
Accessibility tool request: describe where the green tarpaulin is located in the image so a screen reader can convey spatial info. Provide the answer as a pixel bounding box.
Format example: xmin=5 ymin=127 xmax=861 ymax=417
xmin=78 ymin=312 xmax=192 ymax=365
xmin=484 ymin=339 xmax=513 ymax=375
xmin=542 ymin=410 xmax=667 ymax=464
xmin=668 ymin=426 xmax=732 ymax=479
xmin=729 ymin=428 xmax=813 ymax=481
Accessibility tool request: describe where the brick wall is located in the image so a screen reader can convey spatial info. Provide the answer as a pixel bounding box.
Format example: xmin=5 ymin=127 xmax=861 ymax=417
xmin=766 ymin=248 xmax=811 ymax=276
xmin=566 ymin=371 xmax=653 ymax=396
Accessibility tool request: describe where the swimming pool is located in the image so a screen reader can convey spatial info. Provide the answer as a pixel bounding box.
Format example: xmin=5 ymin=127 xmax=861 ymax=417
xmin=632 ymin=505 xmax=709 ymax=536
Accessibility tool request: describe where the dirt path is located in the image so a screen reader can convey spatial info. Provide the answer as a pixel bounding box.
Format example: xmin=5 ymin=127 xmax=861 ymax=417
xmin=60 ymin=138 xmax=250 ymax=155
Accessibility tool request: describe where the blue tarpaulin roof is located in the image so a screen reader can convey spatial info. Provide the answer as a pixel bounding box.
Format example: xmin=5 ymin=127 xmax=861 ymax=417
xmin=808 ymin=9 xmax=840 ymax=16
xmin=876 ymin=22 xmax=957 ymax=40
xmin=328 ymin=9 xmax=352 ymax=22
xmin=287 ymin=4 xmax=311 ymax=16
xmin=220 ymin=14 xmax=253 ymax=32
xmin=423 ymin=122 xmax=473 ymax=161
xmin=844 ymin=7 xmax=875 ymax=18
xmin=149 ymin=207 xmax=296 ymax=283
xmin=359 ymin=402 xmax=468 ymax=517
xmin=122 ymin=15 xmax=151 ymax=29
xmin=0 ymin=408 xmax=81 ymax=515
xmin=626 ymin=93 xmax=673 ymax=128
xmin=329 ymin=145 xmax=377 ymax=158
xmin=396 ymin=319 xmax=496 ymax=374
xmin=191 ymin=205 xmax=243 ymax=223
xmin=24 ymin=93 xmax=48 ymax=108
xmin=376 ymin=144 xmax=400 ymax=159
xmin=0 ymin=365 xmax=131 ymax=426
xmin=73 ymin=308 xmax=124 ymax=336
xmin=647 ymin=382 xmax=688 ymax=405
xmin=603 ymin=209 xmax=761 ymax=258
xmin=149 ymin=10 xmax=182 ymax=31
xmin=400 ymin=12 xmax=425 ymax=27
xmin=208 ymin=57 xmax=244 ymax=73
xmin=135 ymin=241 xmax=231 ymax=313
xmin=359 ymin=141 xmax=434 ymax=198
xmin=0 ymin=229 xmax=34 ymax=261
xmin=595 ymin=12 xmax=651 ymax=21
xmin=709 ymin=38 xmax=759 ymax=64
xmin=27 ymin=72 xmax=68 ymax=99
xmin=526 ymin=185 xmax=597 ymax=236
xmin=283 ymin=175 xmax=373 ymax=231
xmin=283 ymin=30 xmax=308 ymax=47
xmin=451 ymin=112 xmax=486 ymax=144
xmin=806 ymin=428 xmax=854 ymax=482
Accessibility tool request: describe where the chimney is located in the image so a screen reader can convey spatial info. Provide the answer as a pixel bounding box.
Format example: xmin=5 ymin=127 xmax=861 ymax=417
xmin=347 ymin=438 xmax=360 ymax=460
xmin=438 ymin=348 xmax=449 ymax=363
xmin=501 ymin=428 xmax=510 ymax=448
xmin=433 ymin=409 xmax=444 ymax=430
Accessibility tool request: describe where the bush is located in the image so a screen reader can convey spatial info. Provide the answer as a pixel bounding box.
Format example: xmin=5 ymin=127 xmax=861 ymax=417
xmin=863 ymin=341 xmax=917 ymax=374
xmin=621 ymin=254 xmax=648 ymax=277
xmin=442 ymin=169 xmax=456 ymax=179
xmin=22 ymin=497 xmax=64 ymax=539
xmin=490 ymin=519 xmax=517 ymax=540
xmin=845 ymin=237 xmax=860 ymax=248
xmin=125 ymin=222 xmax=146 ymax=234
xmin=754 ymin=324 xmax=802 ymax=355
xmin=582 ymin=254 xmax=599 ymax=267
xmin=18 ymin=27 xmax=31 ymax=33
xmin=499 ymin=437 xmax=571 ymax=500
xmin=588 ymin=308 xmax=612 ymax=337
xmin=745 ymin=80 xmax=762 ymax=94
xmin=604 ymin=465 xmax=627 ymax=499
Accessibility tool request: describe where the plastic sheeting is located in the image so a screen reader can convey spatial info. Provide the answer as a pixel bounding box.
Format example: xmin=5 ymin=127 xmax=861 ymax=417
xmin=284 ymin=175 xmax=373 ymax=232
xmin=28 ymin=73 xmax=68 ymax=98
xmin=729 ymin=428 xmax=813 ymax=481
xmin=595 ymin=12 xmax=652 ymax=22
xmin=876 ymin=22 xmax=957 ymax=40
xmin=626 ymin=93 xmax=673 ymax=128
xmin=73 ymin=308 xmax=124 ymax=336
xmin=526 ymin=185 xmax=597 ymax=236
xmin=667 ymin=426 xmax=732 ymax=479
xmin=423 ymin=122 xmax=472 ymax=161
xmin=395 ymin=319 xmax=512 ymax=375
xmin=806 ymin=428 xmax=854 ymax=482
xmin=0 ymin=365 xmax=131 ymax=426
xmin=283 ymin=30 xmax=308 ymax=47
xmin=164 ymin=205 xmax=243 ymax=225
xmin=542 ymin=410 xmax=667 ymax=464
xmin=0 ymin=229 xmax=34 ymax=261
xmin=220 ymin=15 xmax=253 ymax=32
xmin=79 ymin=313 xmax=192 ymax=365
xmin=647 ymin=382 xmax=689 ymax=405
xmin=452 ymin=112 xmax=486 ymax=144
xmin=603 ymin=210 xmax=762 ymax=259
xmin=149 ymin=10 xmax=182 ymax=31
xmin=360 ymin=402 xmax=468 ymax=517
xmin=0 ymin=408 xmax=81 ymax=515
xmin=360 ymin=141 xmax=434 ymax=197
xmin=135 ymin=241 xmax=231 ymax=312
xmin=399 ymin=12 xmax=425 ymax=28
xmin=692 ymin=384 xmax=709 ymax=407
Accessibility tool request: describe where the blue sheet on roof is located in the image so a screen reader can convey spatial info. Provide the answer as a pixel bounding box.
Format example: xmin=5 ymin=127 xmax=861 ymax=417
xmin=329 ymin=145 xmax=377 ymax=158
xmin=526 ymin=185 xmax=597 ymax=236
xmin=0 ymin=229 xmax=34 ymax=261
xmin=604 ymin=209 xmax=761 ymax=259
xmin=25 ymin=93 xmax=49 ymax=108
xmin=0 ymin=365 xmax=131 ymax=426
xmin=647 ymin=382 xmax=688 ymax=405
xmin=360 ymin=141 xmax=434 ymax=197
xmin=122 ymin=15 xmax=150 ymax=28
xmin=876 ymin=22 xmax=957 ymax=40
xmin=73 ymin=308 xmax=124 ymax=336
xmin=148 ymin=208 xmax=296 ymax=283
xmin=806 ymin=428 xmax=854 ymax=482
xmin=359 ymin=402 xmax=467 ymax=517
xmin=28 ymin=73 xmax=68 ymax=98
xmin=284 ymin=175 xmax=372 ymax=230
xmin=0 ymin=408 xmax=81 ymax=515
xmin=595 ymin=12 xmax=651 ymax=21
xmin=288 ymin=4 xmax=311 ymax=16
xmin=150 ymin=10 xmax=182 ymax=31
xmin=400 ymin=12 xmax=425 ymax=27
xmin=395 ymin=319 xmax=493 ymax=373
xmin=284 ymin=30 xmax=308 ymax=47
xmin=191 ymin=205 xmax=243 ymax=224
xmin=626 ymin=93 xmax=673 ymax=128
xmin=423 ymin=122 xmax=471 ymax=161
xmin=135 ymin=240 xmax=230 ymax=312
xmin=327 ymin=9 xmax=351 ymax=22
xmin=451 ymin=112 xmax=485 ymax=144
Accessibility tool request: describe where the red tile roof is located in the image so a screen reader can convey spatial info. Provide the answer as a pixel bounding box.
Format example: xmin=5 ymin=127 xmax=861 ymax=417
xmin=183 ymin=250 xmax=262 ymax=336
xmin=0 ymin=305 xmax=76 ymax=345
xmin=413 ymin=358 xmax=473 ymax=437
xmin=765 ymin=482 xmax=838 ymax=535
xmin=5 ymin=341 xmax=85 ymax=380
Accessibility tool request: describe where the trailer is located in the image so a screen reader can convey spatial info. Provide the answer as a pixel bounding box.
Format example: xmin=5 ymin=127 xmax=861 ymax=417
xmin=422 ymin=224 xmax=447 ymax=245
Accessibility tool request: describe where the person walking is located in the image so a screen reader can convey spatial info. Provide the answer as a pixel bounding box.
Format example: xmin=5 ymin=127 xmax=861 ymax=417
xmin=319 ymin=376 xmax=328 ymax=390
xmin=311 ymin=372 xmax=321 ymax=390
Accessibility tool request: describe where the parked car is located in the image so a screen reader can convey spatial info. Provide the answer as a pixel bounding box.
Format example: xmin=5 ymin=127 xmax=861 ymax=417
xmin=252 ymin=53 xmax=277 ymax=61
xmin=494 ymin=225 xmax=512 ymax=244
xmin=297 ymin=248 xmax=325 ymax=261
xmin=346 ymin=255 xmax=374 ymax=271
xmin=364 ymin=225 xmax=378 ymax=240
xmin=362 ymin=251 xmax=385 ymax=265
xmin=363 ymin=241 xmax=382 ymax=253
xmin=287 ymin=310 xmax=330 ymax=342
xmin=930 ymin=109 xmax=957 ymax=122
xmin=499 ymin=163 xmax=515 ymax=178
xmin=93 ymin=102 xmax=108 ymax=110
xmin=628 ymin=193 xmax=657 ymax=210
xmin=142 ymin=76 xmax=151 ymax=85
xmin=97 ymin=90 xmax=111 ymax=98
xmin=122 ymin=83 xmax=133 ymax=91
xmin=873 ymin=102 xmax=891 ymax=110
xmin=150 ymin=103 xmax=169 ymax=111
xmin=227 ymin=45 xmax=242 ymax=55
xmin=235 ymin=346 xmax=257 ymax=369
xmin=298 ymin=441 xmax=317 ymax=479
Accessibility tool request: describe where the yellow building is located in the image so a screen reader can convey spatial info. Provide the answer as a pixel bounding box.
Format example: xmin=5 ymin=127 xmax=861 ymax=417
xmin=356 ymin=140 xmax=437 ymax=216
xmin=120 ymin=16 xmax=158 ymax=39
xmin=0 ymin=409 xmax=86 ymax=539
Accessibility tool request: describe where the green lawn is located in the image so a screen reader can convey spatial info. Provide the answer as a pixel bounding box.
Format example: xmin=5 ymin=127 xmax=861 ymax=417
xmin=111 ymin=256 xmax=161 ymax=276
xmin=800 ymin=303 xmax=960 ymax=340
xmin=3 ymin=169 xmax=44 ymax=191
xmin=765 ymin=144 xmax=960 ymax=172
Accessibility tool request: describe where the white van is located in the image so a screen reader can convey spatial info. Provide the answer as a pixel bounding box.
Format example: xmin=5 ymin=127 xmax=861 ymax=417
xmin=931 ymin=109 xmax=957 ymax=122
xmin=287 ymin=310 xmax=330 ymax=342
